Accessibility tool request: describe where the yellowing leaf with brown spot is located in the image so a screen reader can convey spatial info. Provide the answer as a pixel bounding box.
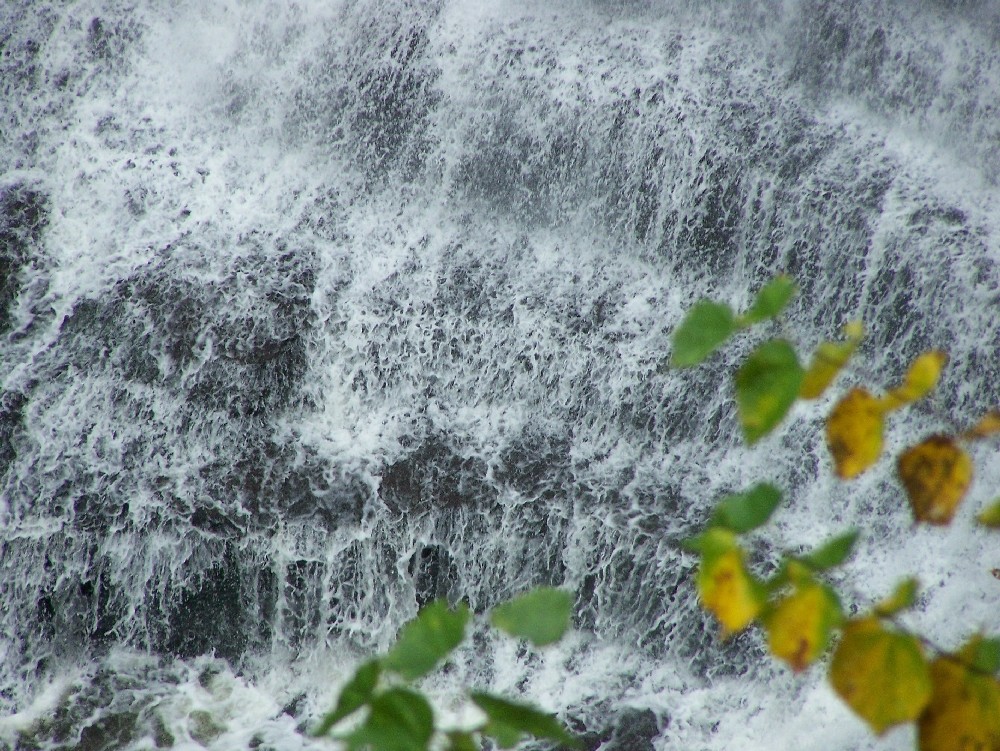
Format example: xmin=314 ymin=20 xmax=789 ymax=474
xmin=765 ymin=580 xmax=841 ymax=672
xmin=964 ymin=410 xmax=1000 ymax=440
xmin=898 ymin=436 xmax=973 ymax=525
xmin=917 ymin=657 xmax=1000 ymax=751
xmin=800 ymin=321 xmax=864 ymax=400
xmin=829 ymin=618 xmax=932 ymax=735
xmin=826 ymin=388 xmax=887 ymax=479
xmin=695 ymin=529 xmax=765 ymax=638
xmin=882 ymin=351 xmax=948 ymax=411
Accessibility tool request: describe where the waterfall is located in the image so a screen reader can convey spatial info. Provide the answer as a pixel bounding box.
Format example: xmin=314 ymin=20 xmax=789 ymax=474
xmin=1 ymin=1 xmax=998 ymax=748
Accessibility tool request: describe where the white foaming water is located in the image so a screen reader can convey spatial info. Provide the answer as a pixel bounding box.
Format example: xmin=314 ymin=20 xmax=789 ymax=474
xmin=1 ymin=1 xmax=998 ymax=749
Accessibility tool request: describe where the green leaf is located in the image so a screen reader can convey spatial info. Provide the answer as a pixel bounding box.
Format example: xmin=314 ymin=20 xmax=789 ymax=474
xmin=312 ymin=660 xmax=381 ymax=736
xmin=471 ymin=692 xmax=579 ymax=749
xmin=977 ymin=498 xmax=1000 ymax=528
xmin=490 ymin=588 xmax=573 ymax=647
xmin=681 ymin=533 xmax=708 ymax=553
xmin=743 ymin=275 xmax=797 ymax=324
xmin=671 ymin=300 xmax=737 ymax=367
xmin=799 ymin=529 xmax=859 ymax=570
xmin=445 ymin=731 xmax=479 ymax=751
xmin=966 ymin=636 xmax=1000 ymax=675
xmin=874 ymin=578 xmax=919 ymax=617
xmin=735 ymin=339 xmax=804 ymax=444
xmin=346 ymin=688 xmax=434 ymax=751
xmin=383 ymin=600 xmax=470 ymax=680
xmin=710 ymin=483 xmax=782 ymax=534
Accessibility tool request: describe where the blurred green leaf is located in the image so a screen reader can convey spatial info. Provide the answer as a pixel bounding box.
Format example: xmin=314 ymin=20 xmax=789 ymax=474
xmin=383 ymin=600 xmax=469 ymax=680
xmin=471 ymin=692 xmax=579 ymax=749
xmin=799 ymin=530 xmax=859 ymax=571
xmin=347 ymin=688 xmax=434 ymax=751
xmin=490 ymin=588 xmax=573 ymax=647
xmin=681 ymin=533 xmax=708 ymax=553
xmin=445 ymin=731 xmax=479 ymax=751
xmin=966 ymin=636 xmax=1000 ymax=675
xmin=874 ymin=578 xmax=919 ymax=618
xmin=671 ymin=300 xmax=737 ymax=367
xmin=735 ymin=339 xmax=803 ymax=444
xmin=312 ymin=660 xmax=381 ymax=736
xmin=710 ymin=483 xmax=782 ymax=534
xmin=799 ymin=321 xmax=864 ymax=399
xmin=744 ymin=275 xmax=797 ymax=324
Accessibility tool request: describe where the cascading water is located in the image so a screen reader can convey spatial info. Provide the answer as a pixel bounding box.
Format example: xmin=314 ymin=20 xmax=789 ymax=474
xmin=1 ymin=0 xmax=998 ymax=748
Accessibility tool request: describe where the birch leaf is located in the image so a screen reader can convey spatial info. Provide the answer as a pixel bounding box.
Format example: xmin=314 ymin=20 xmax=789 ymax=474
xmin=799 ymin=321 xmax=864 ymax=399
xmin=490 ymin=588 xmax=572 ymax=647
xmin=874 ymin=578 xmax=920 ymax=617
xmin=743 ymin=276 xmax=797 ymax=324
xmin=917 ymin=657 xmax=1000 ymax=751
xmin=764 ymin=579 xmax=842 ymax=672
xmin=964 ymin=410 xmax=1000 ymax=440
xmin=882 ymin=351 xmax=948 ymax=411
xmin=826 ymin=388 xmax=887 ymax=479
xmin=898 ymin=436 xmax=973 ymax=525
xmin=709 ymin=483 xmax=782 ymax=534
xmin=735 ymin=339 xmax=804 ymax=444
xmin=978 ymin=498 xmax=1000 ymax=529
xmin=671 ymin=301 xmax=737 ymax=366
xmin=829 ymin=618 xmax=932 ymax=735
xmin=695 ymin=528 xmax=766 ymax=637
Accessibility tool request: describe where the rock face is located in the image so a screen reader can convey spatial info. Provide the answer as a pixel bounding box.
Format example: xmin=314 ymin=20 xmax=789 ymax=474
xmin=0 ymin=182 xmax=47 ymax=334
xmin=579 ymin=708 xmax=662 ymax=751
xmin=1 ymin=1 xmax=1000 ymax=749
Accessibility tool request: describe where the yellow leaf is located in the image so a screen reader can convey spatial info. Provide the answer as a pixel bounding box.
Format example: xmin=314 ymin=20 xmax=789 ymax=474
xmin=765 ymin=580 xmax=841 ymax=672
xmin=826 ymin=388 xmax=887 ymax=479
xmin=917 ymin=657 xmax=1000 ymax=751
xmin=695 ymin=529 xmax=765 ymax=638
xmin=978 ymin=498 xmax=1000 ymax=529
xmin=829 ymin=618 xmax=932 ymax=735
xmin=964 ymin=410 xmax=1000 ymax=440
xmin=800 ymin=321 xmax=864 ymax=400
xmin=897 ymin=436 xmax=973 ymax=525
xmin=882 ymin=351 xmax=948 ymax=411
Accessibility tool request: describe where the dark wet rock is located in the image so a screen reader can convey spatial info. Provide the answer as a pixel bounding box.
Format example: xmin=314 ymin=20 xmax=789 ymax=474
xmin=0 ymin=183 xmax=48 ymax=333
xmin=573 ymin=708 xmax=662 ymax=751
xmin=11 ymin=664 xmax=182 ymax=751
xmin=280 ymin=693 xmax=307 ymax=718
xmin=189 ymin=710 xmax=225 ymax=744
xmin=493 ymin=429 xmax=571 ymax=499
xmin=409 ymin=544 xmax=455 ymax=608
xmin=151 ymin=712 xmax=175 ymax=748
xmin=293 ymin=2 xmax=443 ymax=179
xmin=58 ymin=246 xmax=315 ymax=418
xmin=85 ymin=15 xmax=141 ymax=71
xmin=0 ymin=390 xmax=27 ymax=476
xmin=380 ymin=434 xmax=495 ymax=512
xmin=76 ymin=710 xmax=138 ymax=751
xmin=162 ymin=546 xmax=276 ymax=662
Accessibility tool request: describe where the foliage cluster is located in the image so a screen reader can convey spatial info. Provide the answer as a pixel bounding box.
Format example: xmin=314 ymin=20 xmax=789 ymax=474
xmin=316 ymin=275 xmax=1000 ymax=751
xmin=675 ymin=276 xmax=1000 ymax=750
xmin=312 ymin=588 xmax=580 ymax=751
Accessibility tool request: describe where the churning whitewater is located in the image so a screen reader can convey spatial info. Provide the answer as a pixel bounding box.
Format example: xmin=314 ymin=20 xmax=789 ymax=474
xmin=1 ymin=0 xmax=999 ymax=749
